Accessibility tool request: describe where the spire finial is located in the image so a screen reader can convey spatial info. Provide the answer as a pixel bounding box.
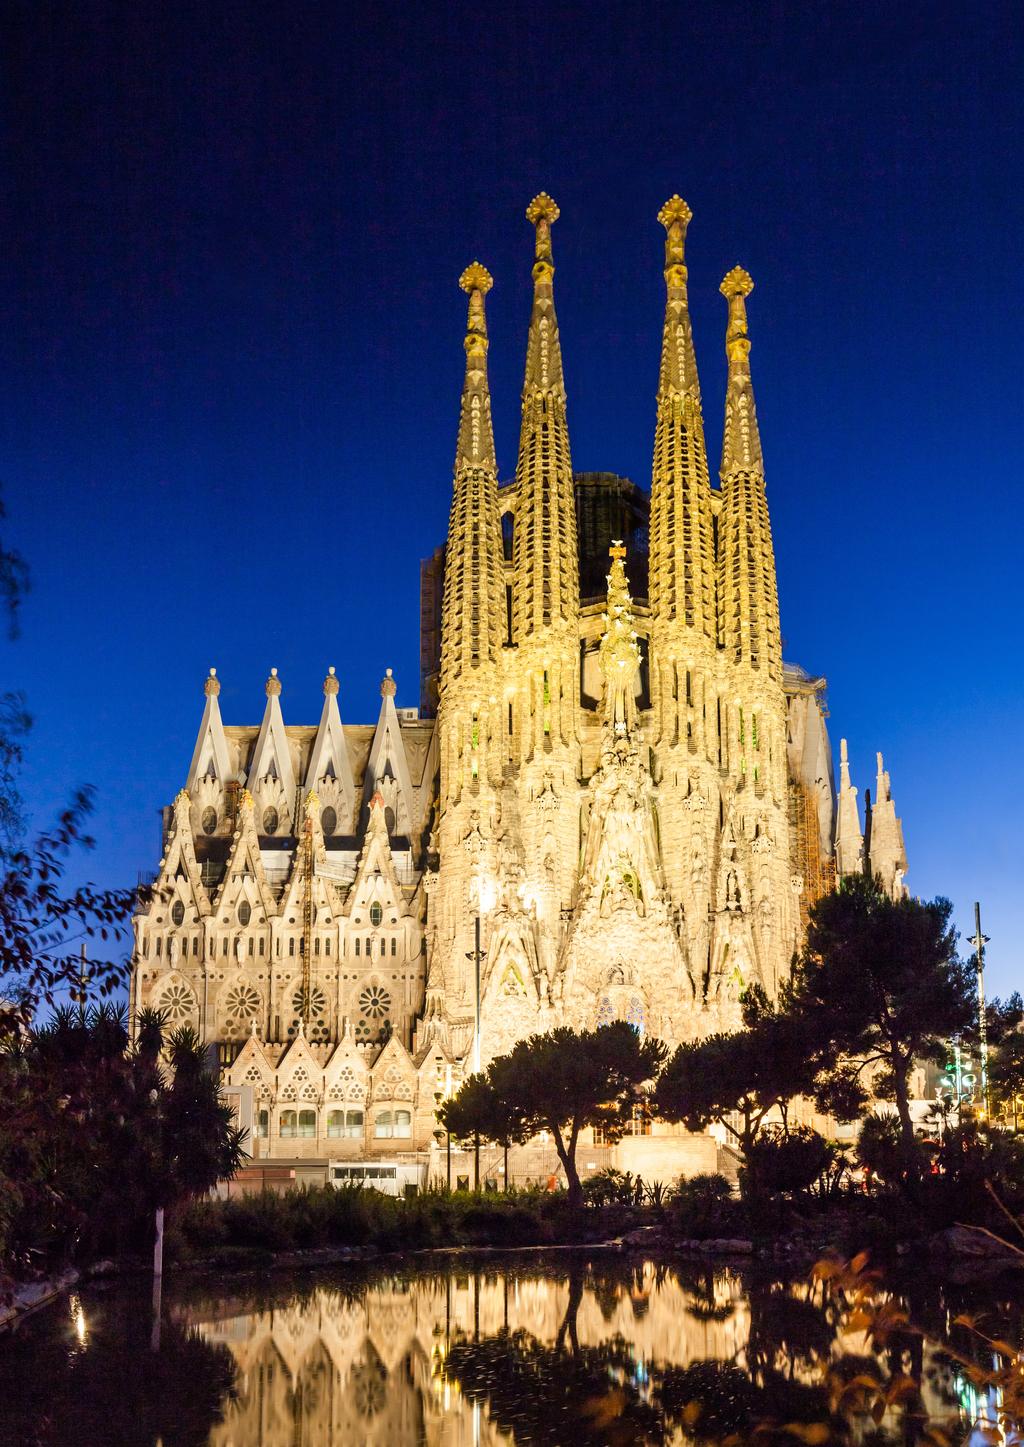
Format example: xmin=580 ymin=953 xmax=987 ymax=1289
xmin=204 ymin=667 xmax=220 ymax=698
xmin=721 ymin=266 xmax=754 ymax=360
xmin=323 ymin=665 xmax=339 ymax=697
xmin=265 ymin=667 xmax=282 ymax=698
xmin=459 ymin=262 xmax=493 ymax=358
xmin=381 ymin=668 xmax=397 ymax=698
xmin=658 ymin=195 xmax=692 ymax=285
xmin=719 ymin=265 xmax=764 ymax=478
xmin=526 ymin=192 xmax=559 ymax=275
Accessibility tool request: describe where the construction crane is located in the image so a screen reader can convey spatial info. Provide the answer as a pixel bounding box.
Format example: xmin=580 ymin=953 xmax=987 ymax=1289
xmin=301 ymin=808 xmax=314 ymax=1028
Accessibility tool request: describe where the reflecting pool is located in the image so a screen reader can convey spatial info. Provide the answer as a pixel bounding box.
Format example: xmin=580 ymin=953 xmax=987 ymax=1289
xmin=1 ymin=1254 xmax=1018 ymax=1444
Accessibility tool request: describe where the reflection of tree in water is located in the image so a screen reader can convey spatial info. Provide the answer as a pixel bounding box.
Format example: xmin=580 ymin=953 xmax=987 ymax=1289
xmin=676 ymin=1267 xmax=736 ymax=1325
xmin=447 ymin=1261 xmax=659 ymax=1444
xmin=351 ymin=1341 xmax=389 ymax=1420
xmin=445 ymin=1264 xmax=854 ymax=1447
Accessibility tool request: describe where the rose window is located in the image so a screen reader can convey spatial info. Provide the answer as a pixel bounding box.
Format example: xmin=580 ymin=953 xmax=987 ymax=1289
xmin=321 ymin=806 xmax=337 ymax=838
xmin=157 ymin=981 xmax=196 ymax=1024
xmin=224 ymin=981 xmax=262 ymax=1034
xmin=287 ymin=984 xmax=329 ymax=1042
xmin=359 ymin=984 xmax=391 ymax=1019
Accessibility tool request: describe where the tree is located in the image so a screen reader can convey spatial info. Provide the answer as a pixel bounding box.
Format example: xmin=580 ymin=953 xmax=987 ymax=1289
xmin=0 ymin=484 xmax=137 ymax=1038
xmin=0 ymin=1005 xmax=244 ymax=1278
xmin=990 ymin=1026 xmax=1024 ymax=1128
xmin=790 ymin=874 xmax=976 ymax=1161
xmin=439 ymin=1072 xmax=520 ymax=1190
xmin=656 ymin=1011 xmax=817 ymax=1161
xmin=443 ymin=1022 xmax=666 ymax=1208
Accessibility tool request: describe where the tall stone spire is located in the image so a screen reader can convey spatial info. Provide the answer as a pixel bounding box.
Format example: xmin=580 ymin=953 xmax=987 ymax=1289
xmin=717 ymin=267 xmax=782 ymax=681
xmin=600 ymin=542 xmax=642 ymax=737
xmin=867 ymin=751 xmax=908 ymax=898
xmin=440 ymin=263 xmax=506 ymax=692
xmin=512 ymin=192 xmax=579 ymax=641
xmin=834 ymin=738 xmax=864 ymax=878
xmin=648 ymin=196 xmax=715 ymax=645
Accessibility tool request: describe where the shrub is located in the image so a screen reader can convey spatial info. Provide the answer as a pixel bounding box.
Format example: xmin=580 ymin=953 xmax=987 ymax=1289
xmin=669 ymin=1172 xmax=741 ymax=1239
xmin=744 ymin=1127 xmax=832 ymax=1197
xmin=856 ymin=1113 xmax=905 ymax=1186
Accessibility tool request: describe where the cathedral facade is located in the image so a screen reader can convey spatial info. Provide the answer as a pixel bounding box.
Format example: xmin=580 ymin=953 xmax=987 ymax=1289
xmin=130 ymin=196 xmax=907 ymax=1167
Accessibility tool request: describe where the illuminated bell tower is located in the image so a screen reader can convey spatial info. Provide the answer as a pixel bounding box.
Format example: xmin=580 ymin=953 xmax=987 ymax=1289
xmin=430 ymin=263 xmax=508 ymax=1052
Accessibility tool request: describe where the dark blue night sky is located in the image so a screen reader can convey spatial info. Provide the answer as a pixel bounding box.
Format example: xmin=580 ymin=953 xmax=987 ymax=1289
xmin=2 ymin=3 xmax=1021 ymax=992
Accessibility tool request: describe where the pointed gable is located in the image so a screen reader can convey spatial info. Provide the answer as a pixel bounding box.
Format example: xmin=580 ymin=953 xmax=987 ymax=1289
xmin=186 ymin=668 xmax=231 ymax=790
xmin=362 ymin=670 xmax=415 ymax=836
xmin=150 ymin=790 xmax=211 ymax=922
xmin=276 ymin=1028 xmax=323 ymax=1103
xmin=369 ymin=1034 xmax=415 ymax=1102
xmin=227 ymin=1031 xmax=276 ymax=1097
xmin=246 ymin=669 xmax=296 ymax=814
xmin=303 ymin=667 xmax=356 ymax=831
xmin=347 ymin=794 xmax=405 ymax=926
xmin=323 ymin=1030 xmax=370 ymax=1104
xmin=214 ymin=790 xmax=277 ymax=920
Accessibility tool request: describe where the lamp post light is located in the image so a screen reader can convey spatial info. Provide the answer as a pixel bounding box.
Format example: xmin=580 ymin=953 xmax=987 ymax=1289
xmin=969 ymin=902 xmax=991 ymax=1119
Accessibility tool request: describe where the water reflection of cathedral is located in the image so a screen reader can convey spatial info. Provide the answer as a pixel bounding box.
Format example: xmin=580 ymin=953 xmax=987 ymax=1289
xmin=191 ymin=1267 xmax=751 ymax=1445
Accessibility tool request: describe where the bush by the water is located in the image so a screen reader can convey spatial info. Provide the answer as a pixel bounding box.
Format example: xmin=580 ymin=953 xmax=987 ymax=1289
xmin=668 ymin=1173 xmax=747 ymax=1239
xmin=175 ymin=1184 xmax=646 ymax=1261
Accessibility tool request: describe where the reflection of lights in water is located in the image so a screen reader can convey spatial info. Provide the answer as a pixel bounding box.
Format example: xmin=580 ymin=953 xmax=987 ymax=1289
xmin=68 ymin=1294 xmax=88 ymax=1347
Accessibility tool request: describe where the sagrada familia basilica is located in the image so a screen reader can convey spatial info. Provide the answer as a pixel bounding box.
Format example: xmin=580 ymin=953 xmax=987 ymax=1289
xmin=130 ymin=195 xmax=907 ymax=1171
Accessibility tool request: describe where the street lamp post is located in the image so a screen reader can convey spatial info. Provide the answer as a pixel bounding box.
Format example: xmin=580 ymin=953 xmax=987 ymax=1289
xmin=474 ymin=913 xmax=485 ymax=1074
xmin=970 ymin=901 xmax=991 ymax=1118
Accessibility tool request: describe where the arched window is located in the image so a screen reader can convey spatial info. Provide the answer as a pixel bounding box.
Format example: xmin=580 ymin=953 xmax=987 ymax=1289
xmin=374 ymin=1111 xmax=393 ymax=1138
xmin=298 ymin=1109 xmax=316 ymax=1138
xmin=256 ymin=1109 xmax=269 ymax=1139
xmin=171 ymin=900 xmax=185 ymax=927
xmin=280 ymin=1110 xmax=297 ymax=1139
xmin=390 ymin=938 xmax=396 ymax=957
xmin=238 ymin=901 xmax=251 ymax=927
xmin=201 ymin=806 xmax=218 ymax=836
xmin=596 ymin=996 xmax=614 ymax=1027
xmin=355 ymin=938 xmax=361 ymax=956
xmin=369 ymin=901 xmax=383 ymax=927
xmin=289 ymin=938 xmax=296 ymax=956
xmin=394 ymin=1109 xmax=412 ymax=1138
xmin=321 ymin=806 xmax=337 ymax=838
xmin=262 ymin=806 xmax=279 ymax=836
xmin=327 ymin=1108 xmax=364 ymax=1139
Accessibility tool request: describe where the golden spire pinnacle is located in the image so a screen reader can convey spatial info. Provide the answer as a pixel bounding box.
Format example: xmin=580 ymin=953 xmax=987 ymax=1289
xmin=204 ymin=666 xmax=220 ymax=697
xmin=648 ymin=195 xmax=715 ymax=647
xmin=323 ymin=665 xmax=339 ymax=697
xmin=719 ymin=266 xmax=762 ymax=478
xmin=441 ymin=263 xmax=506 ymax=697
xmin=526 ymin=191 xmax=559 ymax=277
xmin=454 ymin=262 xmax=497 ymax=472
xmin=657 ymin=194 xmax=692 ymax=286
xmin=717 ymin=266 xmax=780 ymax=679
xmin=514 ymin=191 xmax=578 ymax=641
xmin=265 ymin=667 xmax=282 ymax=698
